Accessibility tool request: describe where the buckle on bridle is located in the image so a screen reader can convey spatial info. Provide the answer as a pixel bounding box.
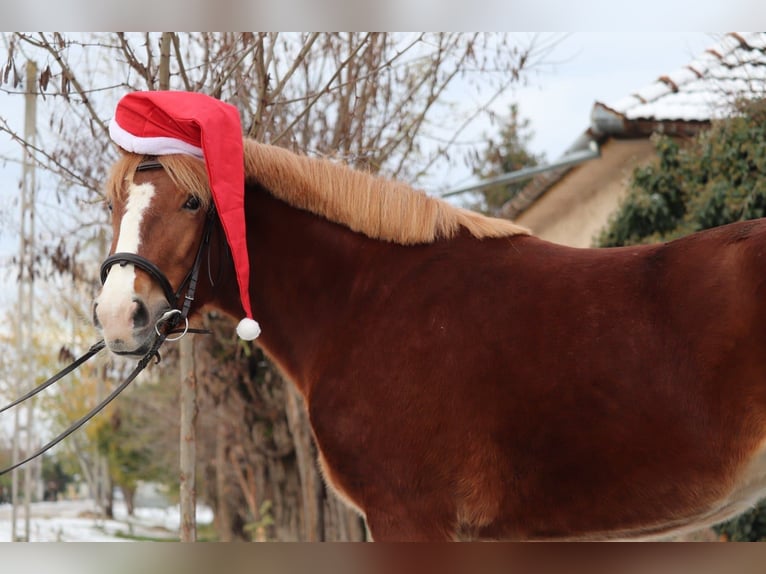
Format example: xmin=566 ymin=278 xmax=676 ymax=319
xmin=101 ymin=207 xmax=215 ymax=342
xmin=155 ymin=308 xmax=190 ymax=341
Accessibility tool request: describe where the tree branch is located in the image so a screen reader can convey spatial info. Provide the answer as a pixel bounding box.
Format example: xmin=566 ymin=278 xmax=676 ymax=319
xmin=271 ymin=33 xmax=372 ymax=146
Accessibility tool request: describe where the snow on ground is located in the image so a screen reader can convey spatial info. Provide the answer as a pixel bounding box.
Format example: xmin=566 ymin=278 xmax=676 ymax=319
xmin=0 ymin=498 xmax=213 ymax=542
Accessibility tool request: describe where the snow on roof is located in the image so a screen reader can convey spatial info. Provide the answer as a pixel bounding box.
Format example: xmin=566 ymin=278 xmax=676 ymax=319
xmin=599 ymin=32 xmax=766 ymax=123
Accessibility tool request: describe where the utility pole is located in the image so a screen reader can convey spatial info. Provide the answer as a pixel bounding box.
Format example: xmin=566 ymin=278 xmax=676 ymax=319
xmin=11 ymin=60 xmax=37 ymax=542
xmin=95 ymin=227 xmax=108 ymax=516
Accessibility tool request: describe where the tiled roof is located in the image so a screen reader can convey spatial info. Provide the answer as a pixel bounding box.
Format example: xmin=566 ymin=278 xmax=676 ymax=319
xmin=596 ymin=32 xmax=766 ymax=127
xmin=503 ymin=33 xmax=766 ymax=220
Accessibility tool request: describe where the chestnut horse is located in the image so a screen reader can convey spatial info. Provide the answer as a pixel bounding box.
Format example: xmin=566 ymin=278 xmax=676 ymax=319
xmin=95 ymin=140 xmax=766 ymax=541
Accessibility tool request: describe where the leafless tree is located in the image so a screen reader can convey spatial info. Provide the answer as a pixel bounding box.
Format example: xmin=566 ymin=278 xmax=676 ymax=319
xmin=0 ymin=31 xmax=548 ymax=540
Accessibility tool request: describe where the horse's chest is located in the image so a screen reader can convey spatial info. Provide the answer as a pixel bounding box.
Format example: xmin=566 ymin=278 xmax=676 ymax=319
xmin=316 ymin=451 xmax=365 ymax=517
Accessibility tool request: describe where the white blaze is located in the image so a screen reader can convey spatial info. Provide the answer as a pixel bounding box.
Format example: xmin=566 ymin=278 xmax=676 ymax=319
xmin=98 ymin=182 xmax=155 ymax=324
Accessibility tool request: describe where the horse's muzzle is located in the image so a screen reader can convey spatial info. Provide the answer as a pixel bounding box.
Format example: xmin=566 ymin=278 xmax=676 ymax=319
xmin=93 ymin=296 xmax=168 ymax=356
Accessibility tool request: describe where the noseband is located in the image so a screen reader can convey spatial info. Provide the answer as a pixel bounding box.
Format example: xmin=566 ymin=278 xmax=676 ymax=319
xmin=100 ymin=159 xmax=214 ymax=336
xmin=101 ymin=252 xmax=180 ymax=309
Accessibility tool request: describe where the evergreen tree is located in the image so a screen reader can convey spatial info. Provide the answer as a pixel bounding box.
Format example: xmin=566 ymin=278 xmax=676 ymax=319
xmin=598 ymin=98 xmax=766 ymax=541
xmin=469 ymin=103 xmax=546 ymax=214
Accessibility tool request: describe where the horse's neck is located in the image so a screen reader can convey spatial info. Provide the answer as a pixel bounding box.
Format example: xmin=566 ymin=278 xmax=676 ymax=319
xmin=225 ymin=188 xmax=397 ymax=393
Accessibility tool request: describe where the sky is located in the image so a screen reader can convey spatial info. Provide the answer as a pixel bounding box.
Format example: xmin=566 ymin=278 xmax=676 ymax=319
xmin=0 ymin=32 xmax=726 ymax=304
xmin=497 ymin=32 xmax=715 ymax=162
xmin=0 ymin=32 xmax=725 ymax=281
xmin=418 ymin=32 xmax=715 ymax=194
xmin=0 ymin=32 xmax=723 ymax=188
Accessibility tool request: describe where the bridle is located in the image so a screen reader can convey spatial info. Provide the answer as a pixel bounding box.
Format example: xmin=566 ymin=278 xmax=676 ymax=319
xmin=0 ymin=158 xmax=215 ymax=476
xmin=100 ymin=159 xmax=215 ymax=340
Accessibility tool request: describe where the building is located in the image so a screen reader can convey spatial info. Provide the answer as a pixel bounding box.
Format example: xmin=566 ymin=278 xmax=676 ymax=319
xmin=501 ymin=32 xmax=766 ymax=248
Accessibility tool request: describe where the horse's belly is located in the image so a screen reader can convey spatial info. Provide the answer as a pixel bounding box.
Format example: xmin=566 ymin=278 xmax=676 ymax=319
xmin=641 ymin=446 xmax=766 ymax=540
xmin=708 ymin=447 xmax=766 ymax=524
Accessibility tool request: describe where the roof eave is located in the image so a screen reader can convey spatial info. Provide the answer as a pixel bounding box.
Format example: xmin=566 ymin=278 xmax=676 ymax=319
xmin=500 ymin=108 xmax=711 ymax=221
xmin=591 ymin=102 xmax=711 ymax=139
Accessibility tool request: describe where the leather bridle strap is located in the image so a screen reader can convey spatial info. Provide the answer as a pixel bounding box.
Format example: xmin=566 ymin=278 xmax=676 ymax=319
xmin=101 ymin=252 xmax=179 ymax=308
xmin=100 ymin=207 xmax=215 ymax=319
xmin=153 ymin=208 xmax=215 ymax=339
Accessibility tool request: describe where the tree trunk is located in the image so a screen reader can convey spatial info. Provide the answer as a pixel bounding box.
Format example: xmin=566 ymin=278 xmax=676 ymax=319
xmin=213 ymin=413 xmax=233 ymax=541
xmin=179 ymin=335 xmax=198 ymax=542
xmin=284 ymin=383 xmax=324 ymax=541
xmin=121 ymin=485 xmax=136 ymax=516
xmin=103 ymin=466 xmax=114 ymax=519
xmin=196 ymin=322 xmax=367 ymax=541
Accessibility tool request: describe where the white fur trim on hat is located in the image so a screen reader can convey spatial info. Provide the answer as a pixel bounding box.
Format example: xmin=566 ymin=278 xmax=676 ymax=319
xmin=109 ymin=118 xmax=204 ymax=159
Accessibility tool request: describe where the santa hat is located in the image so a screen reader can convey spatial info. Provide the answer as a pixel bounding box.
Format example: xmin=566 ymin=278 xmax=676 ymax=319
xmin=109 ymin=90 xmax=261 ymax=341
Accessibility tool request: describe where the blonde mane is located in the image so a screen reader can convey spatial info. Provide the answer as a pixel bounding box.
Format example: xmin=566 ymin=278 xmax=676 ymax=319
xmin=106 ymin=140 xmax=529 ymax=245
xmin=242 ymin=141 xmax=528 ymax=244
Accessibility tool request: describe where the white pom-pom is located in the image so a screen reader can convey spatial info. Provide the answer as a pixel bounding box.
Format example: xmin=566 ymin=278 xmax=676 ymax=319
xmin=236 ymin=317 xmax=261 ymax=340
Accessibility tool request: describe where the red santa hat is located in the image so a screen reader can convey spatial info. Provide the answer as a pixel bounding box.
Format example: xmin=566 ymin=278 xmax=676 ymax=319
xmin=109 ymin=90 xmax=261 ymax=341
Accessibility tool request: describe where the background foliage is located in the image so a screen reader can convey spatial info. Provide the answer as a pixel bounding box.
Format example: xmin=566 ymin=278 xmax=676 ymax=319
xmin=599 ymin=98 xmax=766 ymax=248
xmin=466 ymin=103 xmax=545 ymax=214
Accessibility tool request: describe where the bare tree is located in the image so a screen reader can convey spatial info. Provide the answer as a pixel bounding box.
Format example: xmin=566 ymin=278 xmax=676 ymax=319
xmin=0 ymin=32 xmax=545 ymax=540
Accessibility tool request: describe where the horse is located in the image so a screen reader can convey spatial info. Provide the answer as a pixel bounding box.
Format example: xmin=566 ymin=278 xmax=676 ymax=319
xmin=94 ymin=139 xmax=766 ymax=541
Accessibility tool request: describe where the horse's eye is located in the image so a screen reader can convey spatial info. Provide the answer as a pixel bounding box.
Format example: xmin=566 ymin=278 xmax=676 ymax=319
xmin=106 ymin=201 xmax=113 ymax=212
xmin=183 ymin=196 xmax=201 ymax=211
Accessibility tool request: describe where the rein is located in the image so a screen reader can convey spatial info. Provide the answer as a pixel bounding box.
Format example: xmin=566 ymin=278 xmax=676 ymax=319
xmin=0 ymin=160 xmax=214 ymax=477
xmin=0 ymin=340 xmax=106 ymax=417
xmin=0 ymin=335 xmax=162 ymax=477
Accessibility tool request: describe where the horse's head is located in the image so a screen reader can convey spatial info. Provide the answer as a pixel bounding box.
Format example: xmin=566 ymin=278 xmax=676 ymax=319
xmin=94 ymin=154 xmax=212 ymax=356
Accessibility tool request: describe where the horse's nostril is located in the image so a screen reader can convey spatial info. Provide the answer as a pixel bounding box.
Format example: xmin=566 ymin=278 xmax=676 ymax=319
xmin=92 ymin=303 xmax=101 ymax=328
xmin=132 ymin=299 xmax=150 ymax=328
